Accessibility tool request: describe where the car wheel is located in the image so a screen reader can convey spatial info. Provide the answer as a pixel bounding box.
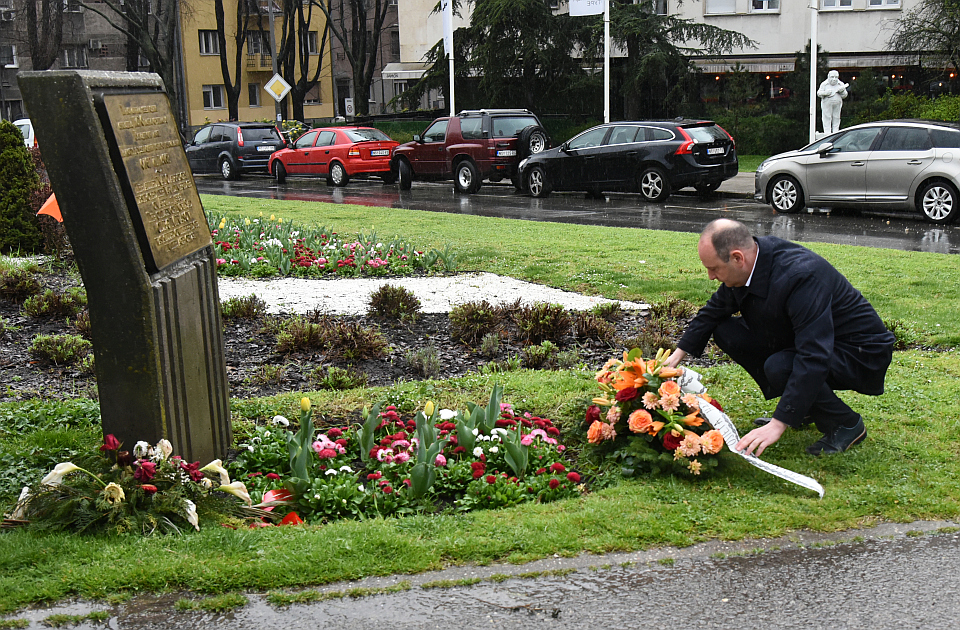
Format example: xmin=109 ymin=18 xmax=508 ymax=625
xmin=768 ymin=175 xmax=805 ymax=214
xmin=695 ymin=181 xmax=720 ymax=195
xmin=454 ymin=160 xmax=480 ymax=194
xmin=526 ymin=165 xmax=551 ymax=198
xmin=220 ymin=157 xmax=237 ymax=181
xmin=638 ymin=166 xmax=671 ymax=202
xmin=273 ymin=161 xmax=286 ymax=183
xmin=398 ymin=160 xmax=413 ymax=190
xmin=518 ymin=125 xmax=549 ymax=158
xmin=329 ymin=162 xmax=349 ymax=187
xmin=919 ymin=180 xmax=960 ymax=224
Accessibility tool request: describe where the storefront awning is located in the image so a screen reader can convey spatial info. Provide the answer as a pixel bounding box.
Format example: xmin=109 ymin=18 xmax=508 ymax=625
xmin=382 ymin=62 xmax=432 ymax=81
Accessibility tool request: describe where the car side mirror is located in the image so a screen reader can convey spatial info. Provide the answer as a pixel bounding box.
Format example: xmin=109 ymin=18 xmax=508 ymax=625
xmin=560 ymin=142 xmax=569 ymax=152
xmin=414 ymin=134 xmax=422 ymax=143
xmin=817 ymin=142 xmax=834 ymax=156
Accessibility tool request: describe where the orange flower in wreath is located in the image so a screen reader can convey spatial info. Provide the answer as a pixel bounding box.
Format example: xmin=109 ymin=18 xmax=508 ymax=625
xmin=628 ymin=409 xmax=654 ymax=434
xmin=700 ymin=430 xmax=724 ymax=455
xmin=658 ymin=366 xmax=683 ymax=378
xmin=681 ymin=411 xmax=703 ymax=427
xmin=658 ymin=380 xmax=681 ymax=397
xmin=587 ymin=421 xmax=606 ymax=444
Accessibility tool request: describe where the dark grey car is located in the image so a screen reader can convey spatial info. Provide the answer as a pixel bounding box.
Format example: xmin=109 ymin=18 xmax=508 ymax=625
xmin=184 ymin=122 xmax=284 ymax=180
xmin=755 ymin=119 xmax=960 ymax=224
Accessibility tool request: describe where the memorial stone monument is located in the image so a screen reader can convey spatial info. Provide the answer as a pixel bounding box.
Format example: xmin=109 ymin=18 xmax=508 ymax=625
xmin=18 ymin=71 xmax=231 ymax=463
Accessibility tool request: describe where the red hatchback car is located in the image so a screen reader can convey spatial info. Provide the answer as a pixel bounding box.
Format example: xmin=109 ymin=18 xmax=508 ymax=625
xmin=269 ymin=126 xmax=399 ymax=186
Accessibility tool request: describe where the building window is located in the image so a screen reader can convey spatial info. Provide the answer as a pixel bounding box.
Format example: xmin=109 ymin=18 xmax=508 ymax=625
xmin=199 ymin=30 xmax=219 ymax=55
xmin=654 ymin=0 xmax=667 ymax=14
xmin=704 ymin=0 xmax=736 ymax=14
xmin=246 ymin=31 xmax=265 ymax=55
xmin=202 ymin=84 xmax=225 ymax=109
xmin=868 ymin=0 xmax=899 ymax=6
xmin=307 ymin=31 xmax=319 ymax=54
xmin=61 ymin=46 xmax=87 ymax=68
xmin=62 ymin=0 xmax=82 ymax=12
xmin=394 ymin=81 xmax=407 ymax=98
xmin=304 ymin=84 xmax=321 ymax=105
xmin=390 ymin=30 xmax=400 ymax=58
xmin=1 ymin=44 xmax=17 ymax=68
xmin=248 ymin=83 xmax=261 ymax=107
xmin=751 ymin=0 xmax=778 ymax=11
xmin=821 ymin=0 xmax=852 ymax=8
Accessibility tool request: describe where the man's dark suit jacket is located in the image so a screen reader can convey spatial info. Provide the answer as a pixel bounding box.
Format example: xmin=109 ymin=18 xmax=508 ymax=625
xmin=678 ymin=236 xmax=895 ymax=426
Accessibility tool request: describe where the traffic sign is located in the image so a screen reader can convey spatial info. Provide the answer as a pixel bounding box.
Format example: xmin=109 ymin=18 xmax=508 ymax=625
xmin=264 ymin=74 xmax=291 ymax=102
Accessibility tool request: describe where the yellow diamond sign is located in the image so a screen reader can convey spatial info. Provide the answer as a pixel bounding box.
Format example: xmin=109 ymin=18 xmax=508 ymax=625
xmin=264 ymin=74 xmax=292 ymax=102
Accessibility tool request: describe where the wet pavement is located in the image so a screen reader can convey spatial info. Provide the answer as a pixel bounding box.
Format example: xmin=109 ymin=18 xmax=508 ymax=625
xmin=196 ymin=173 xmax=960 ymax=255
xmin=6 ymin=520 xmax=959 ymax=629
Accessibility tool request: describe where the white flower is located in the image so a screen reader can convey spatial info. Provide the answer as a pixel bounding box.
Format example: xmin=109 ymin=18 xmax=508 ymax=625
xmin=11 ymin=486 xmax=31 ymax=520
xmin=439 ymin=409 xmax=457 ymax=420
xmin=201 ymin=478 xmax=213 ymax=489
xmin=473 ymin=447 xmax=484 ymax=458
xmin=314 ymin=494 xmax=322 ymax=500
xmin=156 ymin=439 xmax=173 ymax=460
xmin=489 ymin=446 xmax=499 ymax=454
xmin=219 ymin=481 xmax=252 ymax=506
xmin=101 ymin=482 xmax=125 ymax=505
xmin=272 ymin=415 xmax=290 ymax=427
xmin=339 ymin=465 xmax=354 ymax=473
xmin=264 ymin=431 xmax=271 ymax=438
xmin=472 ymin=428 xmax=479 ymax=436
xmin=200 ymin=459 xmax=231 ymax=485
xmin=491 ymin=428 xmax=508 ymax=437
xmin=325 ymin=469 xmax=338 ymax=476
xmin=40 ymin=462 xmax=81 ymax=487
xmin=358 ymin=484 xmax=365 ymax=492
xmin=133 ymin=441 xmax=150 ymax=458
xmin=184 ymin=500 xmax=200 ymax=531
xmin=246 ymin=445 xmax=255 ymax=453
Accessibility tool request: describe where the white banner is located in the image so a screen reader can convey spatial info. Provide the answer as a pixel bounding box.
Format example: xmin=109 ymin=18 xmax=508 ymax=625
xmin=679 ymin=368 xmax=825 ymax=498
xmin=569 ymin=0 xmax=604 ymax=16
xmin=442 ymin=0 xmax=453 ymax=57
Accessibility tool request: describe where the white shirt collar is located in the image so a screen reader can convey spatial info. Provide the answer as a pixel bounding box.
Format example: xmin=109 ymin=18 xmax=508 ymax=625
xmin=745 ymin=242 xmax=759 ymax=287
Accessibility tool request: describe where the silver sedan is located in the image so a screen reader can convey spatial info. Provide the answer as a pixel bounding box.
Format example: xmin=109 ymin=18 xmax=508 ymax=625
xmin=755 ymin=120 xmax=960 ymax=224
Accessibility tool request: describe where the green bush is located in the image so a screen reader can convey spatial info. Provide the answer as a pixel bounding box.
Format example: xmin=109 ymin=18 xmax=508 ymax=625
xmin=0 ymin=266 xmax=42 ymax=301
xmin=21 ymin=288 xmax=87 ymax=318
xmin=368 ymin=284 xmax=422 ymax=322
xmin=512 ymin=302 xmax=571 ymax=345
xmin=0 ymin=120 xmax=42 ymax=254
xmin=449 ymin=301 xmax=504 ymax=346
xmin=28 ymin=333 xmax=92 ymax=365
xmin=221 ymin=294 xmax=268 ymax=320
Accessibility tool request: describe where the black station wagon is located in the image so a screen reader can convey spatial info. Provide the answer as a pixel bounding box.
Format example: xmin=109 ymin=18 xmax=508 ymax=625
xmin=184 ymin=122 xmax=284 ymax=180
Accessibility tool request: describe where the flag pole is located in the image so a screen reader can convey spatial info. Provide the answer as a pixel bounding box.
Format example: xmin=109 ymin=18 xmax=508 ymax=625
xmin=604 ymin=0 xmax=610 ymax=123
xmin=443 ymin=0 xmax=455 ymax=116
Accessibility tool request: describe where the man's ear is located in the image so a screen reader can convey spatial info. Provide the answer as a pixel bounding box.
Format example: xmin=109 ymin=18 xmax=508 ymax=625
xmin=729 ymin=250 xmax=745 ymax=265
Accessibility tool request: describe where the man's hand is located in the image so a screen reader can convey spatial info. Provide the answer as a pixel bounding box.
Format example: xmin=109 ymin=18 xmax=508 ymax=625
xmin=663 ymin=349 xmax=687 ymax=369
xmin=735 ymin=418 xmax=788 ymax=457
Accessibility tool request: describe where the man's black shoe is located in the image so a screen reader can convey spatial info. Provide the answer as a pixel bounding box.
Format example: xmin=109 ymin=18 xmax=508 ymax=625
xmin=805 ymin=417 xmax=867 ymax=456
xmin=753 ymin=416 xmax=812 ymax=427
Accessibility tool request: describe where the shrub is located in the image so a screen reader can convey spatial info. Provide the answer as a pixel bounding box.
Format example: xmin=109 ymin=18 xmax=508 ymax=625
xmin=0 ymin=266 xmax=42 ymax=301
xmin=221 ymin=294 xmax=269 ymax=320
xmin=405 ymin=343 xmax=441 ymax=379
xmin=556 ymin=348 xmax=582 ymax=369
xmin=71 ymin=310 xmax=92 ymax=339
xmin=884 ymin=318 xmax=918 ymax=351
xmin=310 ymin=365 xmax=367 ymax=390
xmin=479 ymin=332 xmax=500 ymax=359
xmin=22 ymin=288 xmax=87 ymax=318
xmin=29 ymin=333 xmax=92 ymax=365
xmin=513 ymin=302 xmax=571 ymax=345
xmin=245 ymin=363 xmax=287 ymax=386
xmin=449 ymin=300 xmax=504 ymax=345
xmin=590 ymin=301 xmax=623 ymax=321
xmin=573 ymin=312 xmax=616 ymax=343
xmin=522 ymin=340 xmax=559 ymax=369
xmin=324 ymin=319 xmax=388 ymax=362
xmin=0 ymin=120 xmax=43 ymax=254
xmin=275 ymin=316 xmax=328 ymax=354
xmin=368 ymin=284 xmax=422 ymax=322
xmin=78 ymin=353 xmax=96 ymax=375
xmin=621 ymin=326 xmax=676 ymax=358
xmin=649 ymin=298 xmax=698 ymax=320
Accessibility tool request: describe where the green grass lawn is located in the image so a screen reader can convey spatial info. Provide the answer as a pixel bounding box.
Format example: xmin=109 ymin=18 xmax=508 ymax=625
xmin=1 ymin=198 xmax=958 ymax=613
xmin=737 ymin=155 xmax=768 ymax=172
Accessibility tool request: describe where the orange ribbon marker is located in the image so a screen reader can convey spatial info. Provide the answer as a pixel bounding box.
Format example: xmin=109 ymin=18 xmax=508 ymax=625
xmin=37 ymin=193 xmax=62 ymax=222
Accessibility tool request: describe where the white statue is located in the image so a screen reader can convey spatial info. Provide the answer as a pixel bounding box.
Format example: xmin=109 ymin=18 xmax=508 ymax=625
xmin=817 ymin=70 xmax=849 ymax=135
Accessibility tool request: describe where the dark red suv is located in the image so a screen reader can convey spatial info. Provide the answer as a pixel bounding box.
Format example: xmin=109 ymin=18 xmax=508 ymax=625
xmin=391 ymin=109 xmax=549 ymax=194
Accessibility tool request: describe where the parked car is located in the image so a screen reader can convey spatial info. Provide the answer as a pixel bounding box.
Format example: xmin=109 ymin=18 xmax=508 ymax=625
xmin=518 ymin=119 xmax=737 ymax=201
xmin=391 ymin=109 xmax=550 ymax=194
xmin=269 ymin=126 xmax=399 ymax=186
xmin=14 ymin=118 xmax=36 ymax=149
xmin=755 ymin=119 xmax=960 ymax=224
xmin=184 ymin=122 xmax=284 ymax=180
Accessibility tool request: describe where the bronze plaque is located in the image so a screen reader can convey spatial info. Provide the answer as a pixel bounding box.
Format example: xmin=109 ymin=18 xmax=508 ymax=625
xmin=102 ymin=93 xmax=212 ymax=271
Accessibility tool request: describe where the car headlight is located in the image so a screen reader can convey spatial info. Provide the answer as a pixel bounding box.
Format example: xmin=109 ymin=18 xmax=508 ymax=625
xmin=756 ymin=159 xmax=773 ymax=173
xmin=519 ymin=158 xmax=528 ymax=171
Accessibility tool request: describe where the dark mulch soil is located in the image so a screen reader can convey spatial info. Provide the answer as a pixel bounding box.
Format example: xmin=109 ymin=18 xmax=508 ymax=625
xmin=0 ymin=264 xmax=721 ymax=404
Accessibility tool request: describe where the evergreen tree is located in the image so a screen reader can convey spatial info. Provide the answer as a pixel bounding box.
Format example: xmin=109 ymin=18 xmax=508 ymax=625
xmin=0 ymin=121 xmax=42 ymax=254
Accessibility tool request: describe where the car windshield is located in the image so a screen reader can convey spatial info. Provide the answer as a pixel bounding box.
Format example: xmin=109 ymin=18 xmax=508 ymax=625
xmin=683 ymin=125 xmax=728 ymax=143
xmin=243 ymin=127 xmax=281 ymax=142
xmin=490 ymin=116 xmax=539 ymax=138
xmin=345 ymin=129 xmax=391 ymax=142
xmin=16 ymin=123 xmax=29 ymax=139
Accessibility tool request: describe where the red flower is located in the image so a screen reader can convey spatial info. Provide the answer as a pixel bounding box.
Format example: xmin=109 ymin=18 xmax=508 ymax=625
xmin=140 ymin=484 xmax=158 ymax=494
xmin=709 ymin=398 xmax=724 ymax=412
xmin=471 ymin=462 xmax=486 ymax=479
xmin=452 ymin=446 xmax=466 ymax=455
xmin=536 ymin=467 xmax=547 ymax=475
xmin=134 ymin=461 xmax=157 ymax=481
xmin=615 ymin=387 xmax=639 ymax=402
xmin=585 ymin=405 xmax=601 ymax=426
xmin=546 ymin=427 xmax=560 ymax=437
xmin=549 ymin=462 xmax=566 ymax=473
xmin=662 ymin=431 xmax=683 ymax=451
xmin=367 ymin=471 xmax=383 ymax=481
xmin=179 ymin=461 xmax=204 ymax=482
xmin=327 ymin=428 xmax=343 ymax=438
xmin=100 ymin=434 xmax=120 ymax=451
xmin=485 ymin=475 xmax=497 ymax=485
xmin=334 ymin=439 xmax=348 ymax=448
xmin=265 ymin=473 xmax=281 ymax=480
xmin=549 ymin=479 xmax=560 ymax=489
xmin=566 ymin=472 xmax=581 ymax=483
xmin=116 ymin=451 xmax=133 ymax=467
xmin=382 ymin=485 xmax=394 ymax=494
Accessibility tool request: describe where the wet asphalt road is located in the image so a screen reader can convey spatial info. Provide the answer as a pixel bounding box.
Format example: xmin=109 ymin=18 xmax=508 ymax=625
xmin=196 ymin=175 xmax=960 ymax=255
xmin=8 ymin=521 xmax=959 ymax=629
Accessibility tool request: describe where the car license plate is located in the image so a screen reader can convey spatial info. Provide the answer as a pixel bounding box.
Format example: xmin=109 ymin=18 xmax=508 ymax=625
xmin=257 ymin=145 xmax=275 ymax=152
xmin=707 ymin=147 xmax=724 ymax=155
xmin=370 ymin=149 xmax=390 ymax=157
xmin=496 ymin=149 xmax=517 ymax=157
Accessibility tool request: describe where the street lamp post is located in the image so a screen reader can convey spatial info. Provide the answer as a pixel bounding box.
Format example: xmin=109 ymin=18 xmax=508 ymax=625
xmin=809 ymin=2 xmax=819 ymax=143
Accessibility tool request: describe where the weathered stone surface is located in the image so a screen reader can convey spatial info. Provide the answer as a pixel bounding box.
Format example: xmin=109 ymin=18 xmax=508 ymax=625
xmin=19 ymin=70 xmax=230 ymax=463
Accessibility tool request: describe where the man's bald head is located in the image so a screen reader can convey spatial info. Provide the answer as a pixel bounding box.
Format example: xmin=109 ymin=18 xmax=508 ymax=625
xmin=701 ymin=219 xmax=755 ymax=263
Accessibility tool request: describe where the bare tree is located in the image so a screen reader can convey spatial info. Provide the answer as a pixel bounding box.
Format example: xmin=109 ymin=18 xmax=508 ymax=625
xmin=887 ymin=0 xmax=960 ymax=79
xmin=308 ymin=0 xmax=390 ymax=116
xmin=214 ymin=0 xmax=258 ymax=120
xmin=17 ymin=0 xmax=64 ymax=70
xmin=276 ymin=0 xmax=330 ymax=120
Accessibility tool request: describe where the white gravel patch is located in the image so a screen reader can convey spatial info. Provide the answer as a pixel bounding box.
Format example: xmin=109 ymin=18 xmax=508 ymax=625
xmin=217 ymin=272 xmax=647 ymax=315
